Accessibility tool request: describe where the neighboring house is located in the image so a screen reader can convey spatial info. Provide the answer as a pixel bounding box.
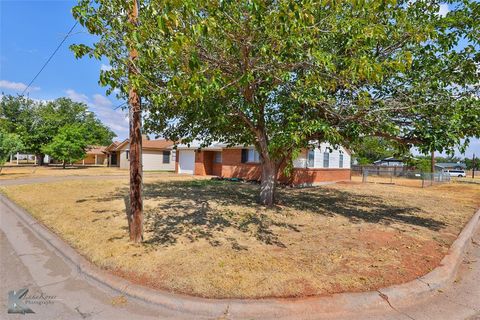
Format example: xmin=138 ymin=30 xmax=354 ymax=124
xmin=74 ymin=146 xmax=107 ymax=165
xmin=373 ymin=157 xmax=405 ymax=167
xmin=105 ymin=138 xmax=176 ymax=171
xmin=174 ymin=141 xmax=351 ymax=186
xmin=435 ymin=162 xmax=467 ymax=171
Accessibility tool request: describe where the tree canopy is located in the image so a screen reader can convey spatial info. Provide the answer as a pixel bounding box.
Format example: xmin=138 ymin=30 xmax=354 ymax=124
xmin=0 ymin=131 xmax=24 ymax=165
xmin=0 ymin=95 xmax=116 ymax=163
xmin=42 ymin=124 xmax=89 ymax=168
xmin=72 ymin=0 xmax=480 ymax=205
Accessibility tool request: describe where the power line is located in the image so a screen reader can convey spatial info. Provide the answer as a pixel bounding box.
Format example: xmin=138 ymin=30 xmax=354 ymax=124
xmin=114 ymin=102 xmax=127 ymax=110
xmin=21 ymin=21 xmax=78 ymax=95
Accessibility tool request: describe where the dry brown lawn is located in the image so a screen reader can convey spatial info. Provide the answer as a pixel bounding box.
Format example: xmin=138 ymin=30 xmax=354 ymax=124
xmin=1 ymin=176 xmax=479 ymax=299
xmin=0 ymin=165 xmax=174 ymax=180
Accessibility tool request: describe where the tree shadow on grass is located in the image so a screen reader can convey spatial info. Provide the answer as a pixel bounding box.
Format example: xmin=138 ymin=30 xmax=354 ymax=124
xmin=78 ymin=179 xmax=445 ymax=250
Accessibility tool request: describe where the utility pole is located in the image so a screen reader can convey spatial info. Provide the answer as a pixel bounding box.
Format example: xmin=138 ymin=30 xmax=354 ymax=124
xmin=128 ymin=0 xmax=143 ymax=243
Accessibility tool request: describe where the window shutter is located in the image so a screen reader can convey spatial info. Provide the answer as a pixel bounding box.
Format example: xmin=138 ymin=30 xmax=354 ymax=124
xmin=241 ymin=149 xmax=248 ymax=163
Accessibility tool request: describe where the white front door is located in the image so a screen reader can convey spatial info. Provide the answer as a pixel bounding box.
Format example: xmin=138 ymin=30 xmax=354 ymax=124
xmin=178 ymin=150 xmax=195 ymax=174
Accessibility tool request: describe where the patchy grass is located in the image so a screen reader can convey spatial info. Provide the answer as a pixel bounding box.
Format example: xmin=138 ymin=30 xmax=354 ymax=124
xmin=1 ymin=177 xmax=479 ymax=298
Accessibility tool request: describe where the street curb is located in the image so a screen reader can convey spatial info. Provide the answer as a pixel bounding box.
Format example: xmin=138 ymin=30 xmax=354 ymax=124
xmin=1 ymin=193 xmax=479 ymax=319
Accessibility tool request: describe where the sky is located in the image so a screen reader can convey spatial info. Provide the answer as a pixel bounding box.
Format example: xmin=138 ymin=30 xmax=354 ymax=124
xmin=0 ymin=0 xmax=130 ymax=140
xmin=0 ymin=1 xmax=479 ymax=158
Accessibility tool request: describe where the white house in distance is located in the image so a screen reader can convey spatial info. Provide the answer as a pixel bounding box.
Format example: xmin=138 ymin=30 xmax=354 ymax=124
xmin=104 ymin=137 xmax=175 ymax=171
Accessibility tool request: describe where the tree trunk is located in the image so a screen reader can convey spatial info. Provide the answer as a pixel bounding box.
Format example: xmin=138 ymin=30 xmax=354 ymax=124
xmin=62 ymin=161 xmax=66 ymax=169
xmin=259 ymin=160 xmax=277 ymax=206
xmin=36 ymin=153 xmax=44 ymax=166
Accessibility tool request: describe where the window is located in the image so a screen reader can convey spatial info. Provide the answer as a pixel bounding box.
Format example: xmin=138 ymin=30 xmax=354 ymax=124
xmin=248 ymin=149 xmax=260 ymax=163
xmin=241 ymin=149 xmax=248 ymax=163
xmin=323 ymin=150 xmax=330 ymax=168
xmin=307 ymin=149 xmax=315 ymax=167
xmin=162 ymin=151 xmax=170 ymax=164
xmin=214 ymin=151 xmax=222 ymax=163
xmin=125 ymin=150 xmax=129 ymax=160
xmin=339 ymin=151 xmax=344 ymax=168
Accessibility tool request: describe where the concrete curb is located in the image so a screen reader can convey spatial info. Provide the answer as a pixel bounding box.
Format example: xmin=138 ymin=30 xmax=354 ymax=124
xmin=1 ymin=193 xmax=479 ymax=319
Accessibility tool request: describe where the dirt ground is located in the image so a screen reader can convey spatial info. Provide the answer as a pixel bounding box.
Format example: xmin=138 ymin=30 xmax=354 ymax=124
xmin=1 ymin=176 xmax=479 ymax=299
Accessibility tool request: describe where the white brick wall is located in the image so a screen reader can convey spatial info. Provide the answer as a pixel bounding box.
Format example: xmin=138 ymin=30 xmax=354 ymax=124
xmin=293 ymin=143 xmax=350 ymax=169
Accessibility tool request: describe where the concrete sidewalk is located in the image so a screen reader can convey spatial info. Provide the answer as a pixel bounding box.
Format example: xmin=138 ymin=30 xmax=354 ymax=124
xmin=1 ymin=194 xmax=479 ymax=319
xmin=0 ymin=198 xmax=191 ymax=320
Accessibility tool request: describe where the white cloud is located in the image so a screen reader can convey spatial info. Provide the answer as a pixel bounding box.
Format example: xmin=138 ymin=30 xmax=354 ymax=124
xmin=438 ymin=3 xmax=449 ymax=17
xmin=89 ymin=99 xmax=129 ymax=137
xmin=65 ymin=89 xmax=129 ymax=138
xmin=65 ymin=89 xmax=89 ymax=104
xmin=0 ymin=80 xmax=39 ymax=92
xmin=92 ymin=93 xmax=113 ymax=108
xmin=100 ymin=64 xmax=112 ymax=71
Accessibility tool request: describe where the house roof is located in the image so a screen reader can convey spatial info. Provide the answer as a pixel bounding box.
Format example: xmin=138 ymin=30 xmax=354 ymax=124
xmin=104 ymin=141 xmax=122 ymax=152
xmin=174 ymin=140 xmax=243 ymax=150
xmin=374 ymin=157 xmax=404 ymax=163
xmin=177 ymin=140 xmax=227 ymax=150
xmin=111 ymin=139 xmax=175 ymax=151
xmin=174 ymin=140 xmax=351 ymax=153
xmin=435 ymin=162 xmax=467 ymax=169
xmin=142 ymin=139 xmax=175 ymax=149
xmin=86 ymin=146 xmax=107 ymax=155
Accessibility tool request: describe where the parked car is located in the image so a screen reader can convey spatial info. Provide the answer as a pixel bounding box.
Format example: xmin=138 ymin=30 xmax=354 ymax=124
xmin=444 ymin=169 xmax=467 ymax=177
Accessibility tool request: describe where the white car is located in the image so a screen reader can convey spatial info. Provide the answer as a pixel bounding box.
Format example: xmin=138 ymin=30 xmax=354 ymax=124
xmin=444 ymin=169 xmax=467 ymax=177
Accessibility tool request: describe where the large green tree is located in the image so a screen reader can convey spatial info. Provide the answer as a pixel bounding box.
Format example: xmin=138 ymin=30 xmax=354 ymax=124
xmin=0 ymin=95 xmax=116 ymax=164
xmin=42 ymin=125 xmax=89 ymax=169
xmin=72 ymin=0 xmax=480 ymax=205
xmin=0 ymin=131 xmax=24 ymax=166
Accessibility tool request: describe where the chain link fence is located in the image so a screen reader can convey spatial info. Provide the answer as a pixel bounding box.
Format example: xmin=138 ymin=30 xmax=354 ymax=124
xmin=359 ymin=169 xmax=451 ymax=188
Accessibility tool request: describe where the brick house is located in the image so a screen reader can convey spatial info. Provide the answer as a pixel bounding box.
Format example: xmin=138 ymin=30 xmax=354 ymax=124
xmin=174 ymin=141 xmax=351 ymax=186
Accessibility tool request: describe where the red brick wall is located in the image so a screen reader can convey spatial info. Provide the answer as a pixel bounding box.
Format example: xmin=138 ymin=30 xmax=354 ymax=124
xmin=212 ymin=163 xmax=222 ymax=176
xmin=194 ymin=151 xmax=206 ymax=175
xmin=288 ymin=168 xmax=351 ymax=185
xmin=221 ymin=149 xmax=262 ymax=180
xmin=176 ymin=148 xmax=351 ymax=185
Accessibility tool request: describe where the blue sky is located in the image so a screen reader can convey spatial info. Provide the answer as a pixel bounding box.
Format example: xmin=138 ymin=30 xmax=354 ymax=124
xmin=0 ymin=0 xmax=130 ymax=140
xmin=0 ymin=1 xmax=479 ymax=158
